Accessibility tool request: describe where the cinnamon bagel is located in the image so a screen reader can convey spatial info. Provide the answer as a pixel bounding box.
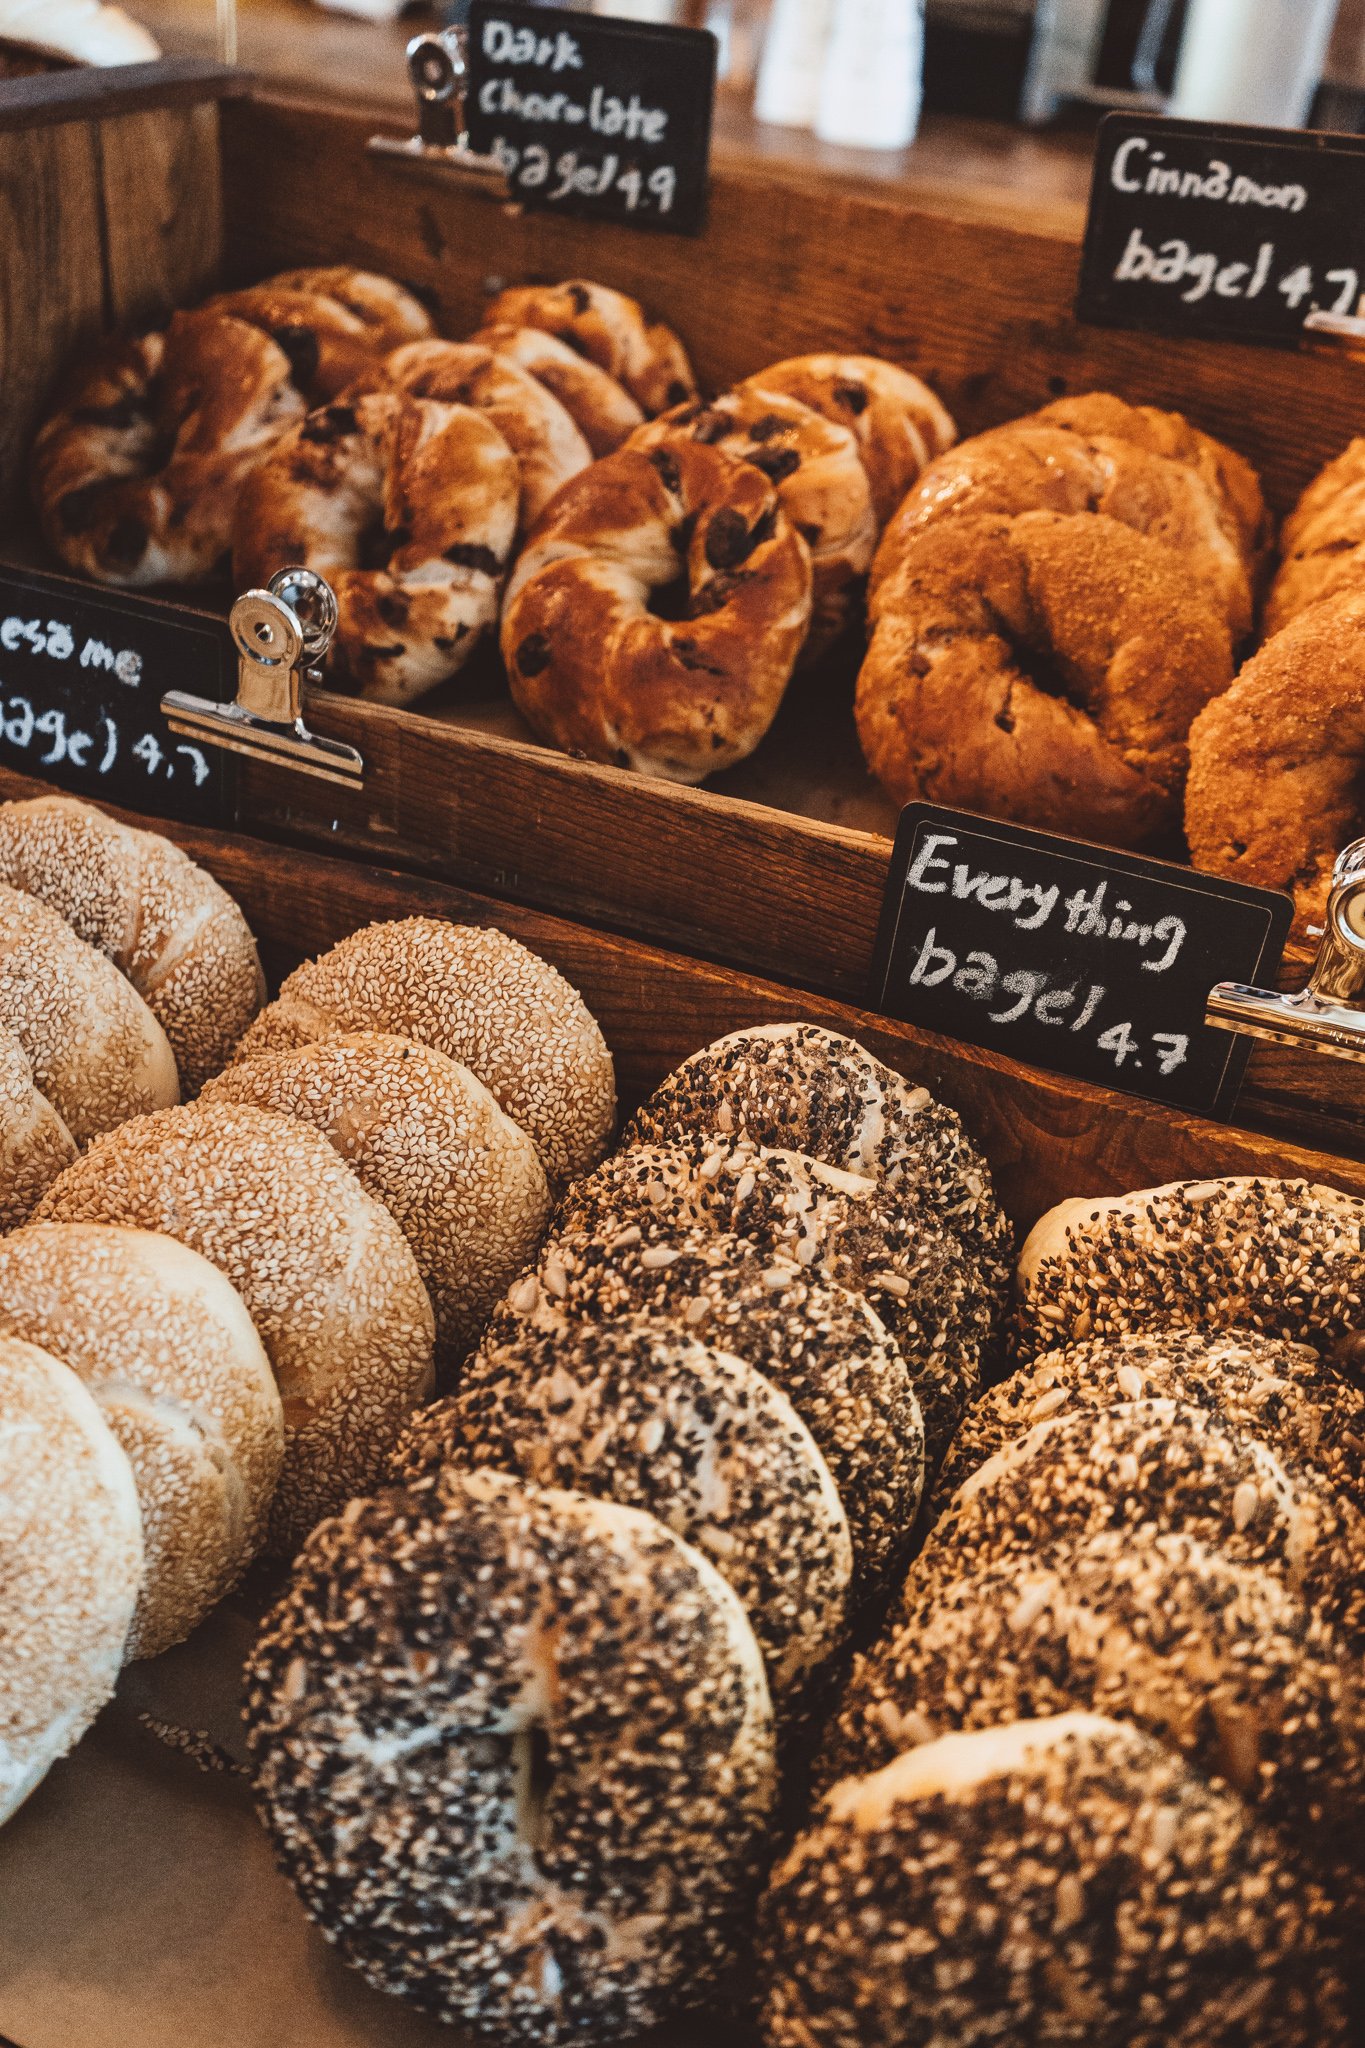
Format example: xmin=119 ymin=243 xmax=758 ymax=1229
xmin=207 ymin=273 xmax=432 ymax=405
xmin=483 ymin=280 xmax=696 ymax=416
xmin=501 ymin=438 xmax=813 ymax=781
xmin=1266 ymin=439 xmax=1365 ymax=635
xmin=233 ymin=389 xmax=519 ymax=706
xmin=471 ymin=323 xmax=645 ymax=456
xmin=1186 ymin=584 xmax=1365 ymax=939
xmin=742 ymin=354 xmax=957 ymax=528
xmin=31 ymin=310 xmax=305 ymax=586
xmin=628 ymin=388 xmax=876 ymax=653
xmin=857 ymin=509 xmax=1234 ymax=845
xmin=872 ymin=422 xmax=1254 ymax=642
xmin=377 ymin=339 xmax=591 ymax=527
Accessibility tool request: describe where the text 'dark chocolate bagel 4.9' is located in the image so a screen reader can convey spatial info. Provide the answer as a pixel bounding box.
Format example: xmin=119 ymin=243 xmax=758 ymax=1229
xmin=206 ymin=268 xmax=433 ymax=403
xmin=233 ymin=389 xmax=519 ymax=707
xmin=856 ymin=509 xmax=1234 ymax=847
xmin=502 ymin=439 xmax=813 ymax=783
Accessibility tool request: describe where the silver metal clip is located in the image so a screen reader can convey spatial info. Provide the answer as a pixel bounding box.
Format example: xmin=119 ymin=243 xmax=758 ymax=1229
xmin=1206 ymin=839 xmax=1365 ymax=1063
xmin=367 ymin=27 xmax=507 ymax=191
xmin=161 ymin=569 xmax=364 ymax=790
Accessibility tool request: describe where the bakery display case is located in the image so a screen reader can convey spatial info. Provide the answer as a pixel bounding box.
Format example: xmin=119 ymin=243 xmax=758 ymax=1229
xmin=6 ymin=35 xmax=1365 ymax=2048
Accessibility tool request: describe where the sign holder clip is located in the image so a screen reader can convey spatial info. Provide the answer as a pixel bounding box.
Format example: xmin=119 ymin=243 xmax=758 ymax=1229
xmin=367 ymin=27 xmax=506 ymax=191
xmin=1208 ymin=839 xmax=1365 ymax=1063
xmin=161 ymin=569 xmax=364 ymax=790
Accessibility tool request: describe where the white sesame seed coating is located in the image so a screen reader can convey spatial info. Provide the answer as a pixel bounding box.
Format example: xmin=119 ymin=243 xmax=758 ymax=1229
xmin=0 ymin=1026 xmax=76 ymax=1229
xmin=244 ymin=1469 xmax=776 ymax=2044
xmin=761 ymin=1716 xmax=1348 ymax=2047
xmin=35 ymin=1099 xmax=435 ymax=1553
xmin=0 ymin=1336 xmax=143 ymax=1824
xmin=483 ymin=1222 xmax=925 ymax=1603
xmin=234 ymin=917 xmax=615 ymax=1191
xmin=201 ymin=1032 xmax=550 ymax=1369
xmin=392 ymin=1319 xmax=854 ymax=1700
xmin=0 ymin=796 xmax=265 ymax=1093
xmin=0 ymin=1222 xmax=282 ymax=1658
xmin=0 ymin=882 xmax=179 ymax=1144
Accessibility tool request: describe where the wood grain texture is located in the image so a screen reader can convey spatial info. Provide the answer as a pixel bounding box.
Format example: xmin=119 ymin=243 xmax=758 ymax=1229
xmin=97 ymin=102 xmax=223 ymax=331
xmin=0 ymin=57 xmax=239 ymax=135
xmin=0 ymin=760 xmax=1358 ymax=1230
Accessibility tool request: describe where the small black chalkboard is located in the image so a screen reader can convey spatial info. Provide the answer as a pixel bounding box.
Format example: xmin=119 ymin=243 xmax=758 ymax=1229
xmin=0 ymin=563 xmax=233 ymax=827
xmin=466 ymin=1 xmax=715 ymax=234
xmin=871 ymin=806 xmax=1292 ymax=1118
xmin=1077 ymin=112 xmax=1365 ymax=346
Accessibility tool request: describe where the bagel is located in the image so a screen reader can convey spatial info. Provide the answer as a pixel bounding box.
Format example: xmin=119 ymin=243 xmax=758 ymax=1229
xmin=0 ymin=1337 xmax=143 ymax=1825
xmin=376 ymin=338 xmax=591 ymax=526
xmin=36 ymin=1099 xmax=436 ymax=1553
xmin=30 ymin=309 xmax=306 ymax=586
xmin=871 ymin=421 xmax=1253 ymax=641
xmin=483 ymin=279 xmax=696 ymax=415
xmin=208 ymin=266 xmax=432 ymax=400
xmin=0 ymin=1027 xmax=75 ymax=1229
xmin=855 ymin=507 xmax=1234 ymax=846
xmin=472 ymin=322 xmax=645 ymax=455
xmin=233 ymin=916 xmax=615 ymax=1191
xmin=0 ymin=1221 xmax=283 ymax=1658
xmin=0 ymin=794 xmax=264 ymax=1091
xmin=232 ymin=388 xmax=519 ymax=706
xmin=629 ymin=388 xmax=877 ymax=653
xmin=245 ymin=1468 xmax=777 ymax=2043
xmin=502 ymin=439 xmax=812 ymax=782
xmin=1031 ymin=390 xmax=1270 ymax=572
xmin=0 ymin=884 xmax=179 ymax=1143
xmin=743 ymin=353 xmax=957 ymax=527
xmin=1266 ymin=439 xmax=1365 ymax=633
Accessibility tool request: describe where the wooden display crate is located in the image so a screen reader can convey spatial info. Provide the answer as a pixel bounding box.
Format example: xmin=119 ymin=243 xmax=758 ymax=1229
xmin=3 ymin=61 xmax=1365 ymax=1164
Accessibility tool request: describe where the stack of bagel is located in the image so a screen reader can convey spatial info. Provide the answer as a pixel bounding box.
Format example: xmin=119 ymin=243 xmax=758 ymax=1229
xmin=0 ymin=792 xmax=615 ymax=1830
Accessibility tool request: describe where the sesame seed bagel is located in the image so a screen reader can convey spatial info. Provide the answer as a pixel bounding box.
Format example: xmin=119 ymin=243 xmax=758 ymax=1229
xmin=471 ymin=322 xmax=645 ymax=456
xmin=931 ymin=1325 xmax=1365 ymax=1522
xmin=625 ymin=1021 xmax=1011 ymax=1292
xmin=0 ymin=794 xmax=265 ymax=1091
xmin=206 ymin=267 xmax=433 ymax=404
xmin=35 ymin=1100 xmax=435 ymax=1553
xmin=0 ymin=1336 xmax=143 ymax=1824
xmin=856 ymin=508 xmax=1235 ymax=847
xmin=742 ymin=353 xmax=958 ymax=529
xmin=1266 ymin=438 xmax=1365 ymax=633
xmin=0 ymin=1222 xmax=282 ymax=1658
xmin=201 ymin=1031 xmax=550 ymax=1369
xmin=487 ymin=1223 xmax=925 ymax=1603
xmin=0 ymin=883 xmax=178 ymax=1143
xmin=0 ymin=1026 xmax=75 ymax=1229
xmin=245 ymin=1468 xmax=776 ymax=2044
xmin=483 ymin=280 xmax=696 ymax=417
xmin=628 ymin=387 xmax=877 ymax=655
xmin=761 ymin=1715 xmax=1347 ymax=2048
xmin=234 ymin=917 xmax=614 ymax=1190
xmin=1015 ymin=1176 xmax=1365 ymax=1365
xmin=554 ymin=1137 xmax=982 ymax=1470
xmin=394 ymin=1320 xmax=854 ymax=1701
xmin=501 ymin=437 xmax=814 ymax=784
xmin=233 ymin=387 xmax=520 ymax=708
xmin=814 ymin=1530 xmax=1365 ymax=1899
xmin=922 ymin=1398 xmax=1365 ymax=1652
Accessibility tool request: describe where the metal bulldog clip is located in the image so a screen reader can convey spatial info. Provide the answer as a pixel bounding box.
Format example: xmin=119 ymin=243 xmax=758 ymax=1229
xmin=162 ymin=568 xmax=364 ymax=790
xmin=367 ymin=26 xmax=506 ymax=190
xmin=1207 ymin=839 xmax=1365 ymax=1063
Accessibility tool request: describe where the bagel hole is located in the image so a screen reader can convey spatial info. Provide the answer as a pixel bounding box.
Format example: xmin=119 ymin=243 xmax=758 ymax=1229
xmin=512 ymin=1723 xmax=554 ymax=1855
xmin=647 ymin=574 xmax=693 ymax=622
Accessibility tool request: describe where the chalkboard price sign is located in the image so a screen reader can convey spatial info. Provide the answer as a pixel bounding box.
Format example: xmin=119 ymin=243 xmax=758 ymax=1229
xmin=0 ymin=564 xmax=233 ymax=826
xmin=1077 ymin=112 xmax=1365 ymax=345
xmin=872 ymin=806 xmax=1291 ymax=1118
xmin=466 ymin=1 xmax=716 ymax=234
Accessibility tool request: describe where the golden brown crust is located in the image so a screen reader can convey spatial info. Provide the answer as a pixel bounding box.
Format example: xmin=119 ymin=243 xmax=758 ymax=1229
xmin=1186 ymin=585 xmax=1365 ymax=938
xmin=484 ymin=280 xmax=696 ymax=416
xmin=1266 ymin=438 xmax=1365 ymax=634
xmin=744 ymin=354 xmax=957 ymax=528
xmin=504 ymin=439 xmax=812 ymax=783
xmin=210 ymin=267 xmax=432 ymax=401
xmin=232 ymin=389 xmax=519 ymax=707
xmin=472 ymin=322 xmax=645 ymax=456
xmin=30 ymin=310 xmax=306 ymax=587
xmin=856 ymin=510 xmax=1234 ymax=846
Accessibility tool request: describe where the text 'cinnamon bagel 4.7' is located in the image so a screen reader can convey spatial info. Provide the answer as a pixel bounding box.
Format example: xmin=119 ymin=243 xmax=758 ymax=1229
xmin=502 ymin=438 xmax=813 ymax=782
